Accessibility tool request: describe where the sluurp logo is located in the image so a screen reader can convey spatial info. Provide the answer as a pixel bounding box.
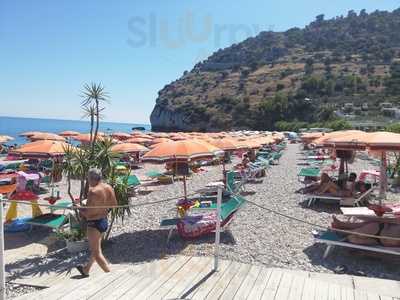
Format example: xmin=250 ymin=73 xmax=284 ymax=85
xmin=127 ymin=11 xmax=272 ymax=50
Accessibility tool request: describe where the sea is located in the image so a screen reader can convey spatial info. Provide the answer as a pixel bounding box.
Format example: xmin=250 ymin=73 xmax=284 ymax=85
xmin=0 ymin=116 xmax=151 ymax=145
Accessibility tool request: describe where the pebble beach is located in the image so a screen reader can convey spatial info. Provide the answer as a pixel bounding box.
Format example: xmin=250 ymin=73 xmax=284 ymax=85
xmin=5 ymin=143 xmax=400 ymax=298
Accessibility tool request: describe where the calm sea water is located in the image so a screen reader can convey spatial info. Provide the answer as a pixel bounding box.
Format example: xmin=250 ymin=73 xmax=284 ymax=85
xmin=0 ymin=116 xmax=150 ymax=145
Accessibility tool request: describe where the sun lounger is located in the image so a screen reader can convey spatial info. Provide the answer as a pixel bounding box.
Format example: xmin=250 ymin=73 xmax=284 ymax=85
xmin=26 ymin=213 xmax=68 ymax=230
xmin=161 ymin=194 xmax=246 ymax=241
xmin=304 ymin=187 xmax=374 ymax=207
xmin=123 ymin=175 xmax=142 ymax=195
xmin=269 ymin=152 xmax=282 ymax=165
xmin=298 ymin=167 xmax=320 ymax=188
xmin=255 ymin=156 xmax=271 ymax=167
xmin=313 ymin=230 xmax=400 ymax=259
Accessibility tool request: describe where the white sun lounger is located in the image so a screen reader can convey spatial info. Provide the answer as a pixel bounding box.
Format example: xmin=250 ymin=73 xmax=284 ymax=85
xmin=313 ymin=230 xmax=400 ymax=259
xmin=304 ymin=188 xmax=374 ymax=207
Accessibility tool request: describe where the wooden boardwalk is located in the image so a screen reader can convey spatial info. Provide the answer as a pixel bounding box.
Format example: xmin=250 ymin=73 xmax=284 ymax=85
xmin=15 ymin=255 xmax=400 ymax=300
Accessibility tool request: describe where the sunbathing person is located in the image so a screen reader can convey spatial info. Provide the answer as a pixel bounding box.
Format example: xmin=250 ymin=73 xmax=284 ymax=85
xmin=307 ymin=172 xmax=356 ymax=196
xmin=331 ymin=215 xmax=400 ymax=247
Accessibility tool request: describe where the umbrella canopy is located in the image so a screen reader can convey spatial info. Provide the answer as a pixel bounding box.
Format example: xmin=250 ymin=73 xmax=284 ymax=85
xmin=73 ymin=133 xmax=112 ymax=143
xmin=169 ymin=134 xmax=188 ymax=141
xmin=29 ymin=133 xmax=66 ymax=141
xmin=59 ymin=131 xmax=80 ymax=137
xmin=324 ymin=131 xmax=370 ymax=150
xmin=19 ymin=131 xmax=42 ymax=137
xmin=300 ymin=132 xmax=324 ymax=143
xmin=11 ymin=140 xmax=71 ymax=158
xmin=209 ymin=137 xmax=243 ymax=151
xmin=142 ymin=139 xmax=223 ymax=162
xmin=362 ymin=132 xmax=400 ymax=151
xmin=150 ymin=138 xmax=173 ymax=145
xmin=126 ymin=137 xmax=153 ymax=144
xmin=111 ymin=132 xmax=131 ymax=140
xmin=0 ymin=135 xmax=14 ymax=143
xmin=151 ymin=132 xmax=170 ymax=138
xmin=111 ymin=143 xmax=149 ymax=153
xmin=131 ymin=132 xmax=153 ymax=138
xmin=239 ymin=139 xmax=262 ymax=149
xmin=314 ymin=130 xmax=365 ymax=147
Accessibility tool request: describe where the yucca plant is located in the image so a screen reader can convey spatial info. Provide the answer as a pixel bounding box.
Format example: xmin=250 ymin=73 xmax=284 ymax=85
xmin=81 ymin=82 xmax=108 ymax=147
xmin=93 ymin=137 xmax=120 ymax=178
xmin=61 ymin=83 xmax=132 ymax=241
xmin=105 ymin=167 xmax=131 ymax=240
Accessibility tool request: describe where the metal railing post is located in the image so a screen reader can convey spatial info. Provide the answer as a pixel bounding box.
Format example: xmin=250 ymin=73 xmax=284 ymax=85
xmin=0 ymin=195 xmax=5 ymax=300
xmin=214 ymin=186 xmax=222 ymax=271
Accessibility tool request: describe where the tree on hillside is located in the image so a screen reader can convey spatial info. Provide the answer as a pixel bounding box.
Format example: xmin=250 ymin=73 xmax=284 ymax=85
xmin=304 ymin=58 xmax=314 ymax=75
xmin=385 ymin=62 xmax=400 ymax=95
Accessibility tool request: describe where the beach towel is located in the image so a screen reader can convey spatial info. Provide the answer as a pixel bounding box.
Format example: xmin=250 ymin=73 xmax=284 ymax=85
xmin=177 ymin=212 xmax=218 ymax=239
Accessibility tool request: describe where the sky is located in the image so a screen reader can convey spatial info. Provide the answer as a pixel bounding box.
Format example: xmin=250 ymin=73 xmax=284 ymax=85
xmin=1 ymin=0 xmax=399 ymax=124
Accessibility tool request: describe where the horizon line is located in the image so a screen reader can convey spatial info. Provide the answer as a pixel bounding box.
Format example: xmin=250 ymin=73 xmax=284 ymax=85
xmin=0 ymin=114 xmax=150 ymax=126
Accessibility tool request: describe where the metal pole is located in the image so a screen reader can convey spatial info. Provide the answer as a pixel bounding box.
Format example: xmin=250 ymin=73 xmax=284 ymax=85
xmin=214 ymin=186 xmax=222 ymax=271
xmin=0 ymin=195 xmax=5 ymax=300
xmin=379 ymin=151 xmax=387 ymax=204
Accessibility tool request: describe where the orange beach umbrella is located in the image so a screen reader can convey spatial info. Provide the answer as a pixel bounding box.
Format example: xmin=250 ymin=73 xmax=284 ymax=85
xmin=19 ymin=131 xmax=42 ymax=137
xmin=209 ymin=137 xmax=243 ymax=151
xmin=111 ymin=143 xmax=149 ymax=153
xmin=29 ymin=133 xmax=66 ymax=141
xmin=11 ymin=140 xmax=71 ymax=157
xmin=111 ymin=132 xmax=131 ymax=140
xmin=59 ymin=131 xmax=80 ymax=137
xmin=0 ymin=135 xmax=14 ymax=143
xmin=125 ymin=137 xmax=153 ymax=144
xmin=142 ymin=139 xmax=223 ymax=162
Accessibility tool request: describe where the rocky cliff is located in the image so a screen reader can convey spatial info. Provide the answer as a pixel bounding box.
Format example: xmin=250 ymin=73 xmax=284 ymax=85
xmin=150 ymin=8 xmax=400 ymax=132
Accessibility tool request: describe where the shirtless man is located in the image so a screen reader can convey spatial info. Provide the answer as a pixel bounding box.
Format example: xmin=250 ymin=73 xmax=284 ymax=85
xmin=76 ymin=168 xmax=117 ymax=277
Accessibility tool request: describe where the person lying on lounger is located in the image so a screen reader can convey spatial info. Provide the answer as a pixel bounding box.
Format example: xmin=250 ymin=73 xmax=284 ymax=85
xmin=331 ymin=215 xmax=400 ymax=247
xmin=302 ymin=172 xmax=357 ymax=197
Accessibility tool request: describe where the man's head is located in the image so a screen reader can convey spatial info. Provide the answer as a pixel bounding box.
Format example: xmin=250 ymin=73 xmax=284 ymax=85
xmin=88 ymin=168 xmax=102 ymax=187
xmin=349 ymin=172 xmax=357 ymax=182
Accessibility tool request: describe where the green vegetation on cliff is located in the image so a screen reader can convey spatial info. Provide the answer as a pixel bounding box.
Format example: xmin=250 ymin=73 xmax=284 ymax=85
xmin=151 ymin=8 xmax=400 ymax=131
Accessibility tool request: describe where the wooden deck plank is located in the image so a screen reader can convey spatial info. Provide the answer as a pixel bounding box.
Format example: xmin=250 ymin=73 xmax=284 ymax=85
xmin=301 ymin=277 xmax=317 ymax=300
xmin=119 ymin=256 xmax=190 ymax=300
xmin=58 ymin=269 xmax=129 ymax=300
xmin=204 ymin=261 xmax=243 ymax=299
xmin=87 ymin=263 xmax=145 ymax=299
xmin=147 ymin=256 xmax=206 ymax=300
xmin=219 ymin=263 xmax=251 ymax=300
xmin=232 ymin=265 xmax=262 ymax=300
xmin=272 ymin=272 xmax=293 ymax=300
xmin=190 ymin=259 xmax=232 ymax=300
xmin=328 ymin=283 xmax=342 ymax=300
xmin=101 ymin=257 xmax=179 ymax=300
xmin=161 ymin=256 xmax=213 ymax=300
xmin=261 ymin=269 xmax=283 ymax=300
xmin=314 ymin=279 xmax=330 ymax=300
xmin=287 ymin=275 xmax=305 ymax=300
xmin=365 ymin=293 xmax=380 ymax=300
xmin=341 ymin=286 xmax=355 ymax=300
xmin=380 ymin=297 xmax=397 ymax=300
xmin=14 ymin=256 xmax=399 ymax=300
xmin=246 ymin=267 xmax=272 ymax=300
xmin=354 ymin=289 xmax=368 ymax=300
xmin=175 ymin=257 xmax=216 ymax=299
